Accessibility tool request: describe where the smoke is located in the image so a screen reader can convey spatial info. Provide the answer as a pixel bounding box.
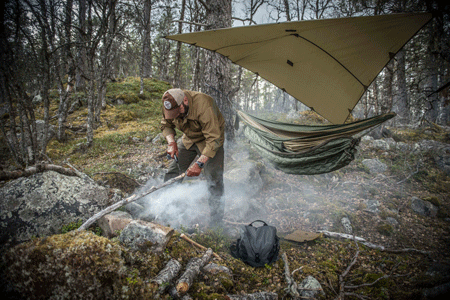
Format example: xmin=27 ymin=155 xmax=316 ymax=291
xmin=138 ymin=177 xmax=211 ymax=229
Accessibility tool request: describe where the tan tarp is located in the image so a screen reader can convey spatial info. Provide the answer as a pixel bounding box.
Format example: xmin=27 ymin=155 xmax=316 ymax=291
xmin=165 ymin=13 xmax=432 ymax=124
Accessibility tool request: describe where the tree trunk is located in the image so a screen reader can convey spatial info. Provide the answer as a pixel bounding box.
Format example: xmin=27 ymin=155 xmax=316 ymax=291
xmin=394 ymin=49 xmax=409 ymax=124
xmin=140 ymin=0 xmax=152 ymax=95
xmin=75 ymin=0 xmax=87 ymax=91
xmin=202 ymin=0 xmax=234 ymax=140
xmin=173 ymin=0 xmax=186 ymax=88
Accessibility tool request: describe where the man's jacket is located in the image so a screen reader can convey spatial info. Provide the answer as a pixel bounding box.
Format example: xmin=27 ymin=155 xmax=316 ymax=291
xmin=161 ymin=90 xmax=225 ymax=158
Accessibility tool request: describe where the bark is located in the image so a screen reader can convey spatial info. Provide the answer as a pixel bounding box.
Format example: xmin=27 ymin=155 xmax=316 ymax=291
xmin=202 ymin=0 xmax=235 ymax=140
xmin=152 ymin=259 xmax=182 ymax=294
xmin=0 ymin=164 xmax=78 ymax=181
xmin=283 ymin=0 xmax=291 ymax=21
xmin=394 ymin=49 xmax=409 ymax=124
xmin=175 ymin=248 xmax=213 ymax=296
xmin=75 ymin=0 xmax=87 ymax=90
xmin=140 ymin=0 xmax=152 ymax=95
xmin=173 ymin=0 xmax=186 ymax=88
xmin=77 ymin=173 xmax=185 ymax=231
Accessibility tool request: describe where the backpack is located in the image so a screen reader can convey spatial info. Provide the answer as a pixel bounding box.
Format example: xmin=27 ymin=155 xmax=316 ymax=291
xmin=230 ymin=220 xmax=280 ymax=267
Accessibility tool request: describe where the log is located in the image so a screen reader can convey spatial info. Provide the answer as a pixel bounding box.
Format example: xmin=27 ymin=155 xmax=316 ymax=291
xmin=0 ymin=163 xmax=78 ymax=181
xmin=78 ymin=173 xmax=185 ymax=231
xmin=226 ymin=292 xmax=278 ymax=300
xmin=175 ymin=248 xmax=213 ymax=296
xmin=152 ymin=259 xmax=182 ymax=294
xmin=180 ymin=233 xmax=223 ymax=260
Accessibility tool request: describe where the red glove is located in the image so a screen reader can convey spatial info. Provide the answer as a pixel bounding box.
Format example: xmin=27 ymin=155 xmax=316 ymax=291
xmin=167 ymin=141 xmax=178 ymax=159
xmin=186 ymin=162 xmax=202 ymax=177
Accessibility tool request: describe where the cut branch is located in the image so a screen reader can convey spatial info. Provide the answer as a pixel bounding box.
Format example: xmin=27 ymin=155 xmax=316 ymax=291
xmin=152 ymin=258 xmax=182 ymax=295
xmin=175 ymin=248 xmax=213 ymax=296
xmin=78 ymin=173 xmax=185 ymax=231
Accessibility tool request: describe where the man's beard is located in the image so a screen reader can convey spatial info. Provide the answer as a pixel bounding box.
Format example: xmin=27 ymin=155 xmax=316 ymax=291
xmin=180 ymin=104 xmax=189 ymax=118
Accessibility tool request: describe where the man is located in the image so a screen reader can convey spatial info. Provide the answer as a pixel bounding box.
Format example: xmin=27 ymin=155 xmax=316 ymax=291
xmin=160 ymin=88 xmax=225 ymax=226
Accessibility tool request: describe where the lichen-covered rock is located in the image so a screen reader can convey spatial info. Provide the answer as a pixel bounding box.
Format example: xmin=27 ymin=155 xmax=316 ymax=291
xmin=0 ymin=171 xmax=110 ymax=248
xmin=362 ymin=158 xmax=387 ymax=173
xmin=411 ymin=196 xmax=439 ymax=217
xmin=298 ymin=275 xmax=324 ymax=298
xmin=1 ymin=231 xmax=130 ymax=299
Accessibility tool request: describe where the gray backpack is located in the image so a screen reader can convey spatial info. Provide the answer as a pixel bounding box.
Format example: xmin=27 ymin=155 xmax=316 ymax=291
xmin=230 ymin=220 xmax=280 ymax=267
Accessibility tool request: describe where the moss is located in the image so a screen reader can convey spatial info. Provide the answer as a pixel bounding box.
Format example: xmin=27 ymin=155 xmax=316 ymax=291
xmin=423 ymin=196 xmax=441 ymax=207
xmin=377 ymin=223 xmax=394 ymax=236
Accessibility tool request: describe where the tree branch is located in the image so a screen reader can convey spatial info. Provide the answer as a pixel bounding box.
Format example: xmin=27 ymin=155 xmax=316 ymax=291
xmin=172 ymin=19 xmax=207 ymax=27
xmin=0 ymin=163 xmax=78 ymax=181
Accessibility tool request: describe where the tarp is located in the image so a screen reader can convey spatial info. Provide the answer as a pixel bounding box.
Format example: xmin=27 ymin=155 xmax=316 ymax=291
xmin=165 ymin=13 xmax=432 ymax=124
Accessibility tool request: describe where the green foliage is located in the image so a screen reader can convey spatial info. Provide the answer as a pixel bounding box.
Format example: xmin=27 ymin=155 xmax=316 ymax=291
xmin=60 ymin=219 xmax=83 ymax=234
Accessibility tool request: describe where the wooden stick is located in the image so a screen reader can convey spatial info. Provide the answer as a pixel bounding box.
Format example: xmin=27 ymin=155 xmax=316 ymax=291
xmin=78 ymin=173 xmax=185 ymax=231
xmin=180 ymin=233 xmax=223 ymax=261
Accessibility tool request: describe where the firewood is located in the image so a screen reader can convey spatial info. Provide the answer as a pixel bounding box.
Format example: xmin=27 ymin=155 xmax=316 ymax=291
xmin=78 ymin=173 xmax=185 ymax=231
xmin=225 ymin=291 xmax=278 ymax=299
xmin=152 ymin=259 xmax=182 ymax=294
xmin=180 ymin=233 xmax=223 ymax=260
xmin=175 ymin=248 xmax=213 ymax=296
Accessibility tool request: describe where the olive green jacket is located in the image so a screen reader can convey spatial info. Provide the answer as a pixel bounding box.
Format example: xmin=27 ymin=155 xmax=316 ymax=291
xmin=160 ymin=90 xmax=225 ymax=158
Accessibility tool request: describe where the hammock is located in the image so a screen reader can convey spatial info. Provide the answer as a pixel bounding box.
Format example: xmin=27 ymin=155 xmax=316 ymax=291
xmin=237 ymin=111 xmax=396 ymax=175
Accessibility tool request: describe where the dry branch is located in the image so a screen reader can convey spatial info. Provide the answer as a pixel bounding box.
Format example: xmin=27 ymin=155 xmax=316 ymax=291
xmin=180 ymin=233 xmax=223 ymax=260
xmin=0 ymin=163 xmax=78 ymax=181
xmin=281 ymin=252 xmax=300 ymax=297
xmin=175 ymin=248 xmax=213 ymax=296
xmin=78 ymin=173 xmax=185 ymax=231
xmin=318 ymin=230 xmax=431 ymax=254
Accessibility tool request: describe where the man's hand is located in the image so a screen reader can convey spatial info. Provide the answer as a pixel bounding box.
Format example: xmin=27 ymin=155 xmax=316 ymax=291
xmin=167 ymin=141 xmax=178 ymax=159
xmin=186 ymin=162 xmax=202 ymax=177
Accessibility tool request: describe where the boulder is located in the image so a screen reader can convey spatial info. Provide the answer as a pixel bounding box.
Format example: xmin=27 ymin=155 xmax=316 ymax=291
xmin=0 ymin=171 xmax=110 ymax=248
xmin=298 ymin=275 xmax=325 ymax=299
xmin=434 ymin=152 xmax=450 ymax=176
xmin=365 ymin=200 xmax=380 ymax=214
xmin=119 ymin=220 xmax=174 ymax=252
xmin=98 ymin=211 xmax=133 ymax=238
xmin=371 ymin=139 xmax=390 ymax=151
xmin=362 ymin=158 xmax=387 ymax=174
xmin=411 ymin=197 xmax=438 ymax=217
